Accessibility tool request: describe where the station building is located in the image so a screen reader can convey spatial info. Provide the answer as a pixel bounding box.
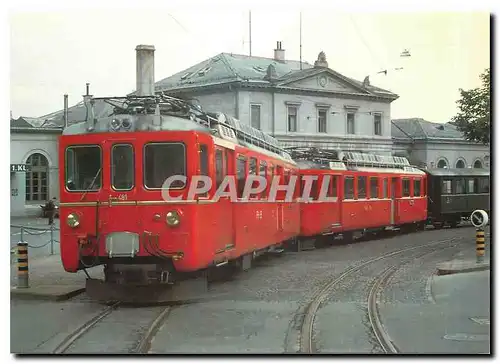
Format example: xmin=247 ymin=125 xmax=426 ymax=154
xmin=9 ymin=43 xmax=490 ymax=217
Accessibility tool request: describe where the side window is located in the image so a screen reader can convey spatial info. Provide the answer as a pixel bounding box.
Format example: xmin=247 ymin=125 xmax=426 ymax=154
xmin=198 ymin=144 xmax=209 ymax=197
xmin=215 ymin=149 xmax=224 ymax=190
xmin=383 ymin=178 xmax=388 ymax=198
xmin=402 ymin=178 xmax=410 ymax=197
xmin=344 ymin=176 xmax=354 ymax=200
xmin=327 ymin=175 xmax=338 ymax=198
xmin=236 ymin=156 xmax=247 ymax=198
xmin=358 ymin=176 xmax=367 ymax=199
xmin=249 ymin=157 xmax=257 ymax=175
xmin=479 ymin=177 xmax=489 ymax=193
xmin=259 ymin=161 xmax=267 ymax=198
xmin=453 ymin=178 xmax=465 ymax=194
xmin=467 ymin=178 xmax=476 ymax=194
xmin=199 ymin=144 xmax=208 ymax=176
xmin=414 ymin=179 xmax=421 ymax=197
xmin=369 ymin=177 xmax=378 ymax=199
xmin=441 ymin=179 xmax=452 ymax=194
xmin=310 ymin=178 xmax=318 ymax=200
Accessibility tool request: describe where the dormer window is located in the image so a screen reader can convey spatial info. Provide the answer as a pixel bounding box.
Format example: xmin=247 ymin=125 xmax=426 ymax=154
xmin=253 ymin=66 xmax=265 ymax=73
xmin=180 ymin=72 xmax=192 ymax=80
xmin=198 ymin=67 xmax=212 ymax=76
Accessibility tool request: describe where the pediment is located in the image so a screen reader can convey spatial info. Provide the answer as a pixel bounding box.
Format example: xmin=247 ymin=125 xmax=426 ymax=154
xmin=280 ymin=70 xmax=369 ymax=94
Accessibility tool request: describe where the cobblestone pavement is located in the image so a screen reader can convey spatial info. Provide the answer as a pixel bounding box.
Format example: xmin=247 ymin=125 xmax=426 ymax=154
xmin=10 ymin=225 xmax=488 ymax=354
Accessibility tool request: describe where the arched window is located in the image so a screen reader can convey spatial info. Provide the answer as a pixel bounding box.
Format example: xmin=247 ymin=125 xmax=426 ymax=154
xmin=437 ymin=159 xmax=448 ymax=168
xmin=25 ymin=153 xmax=49 ymax=203
xmin=474 ymin=160 xmax=483 ymax=168
xmin=455 ymin=159 xmax=466 ymax=168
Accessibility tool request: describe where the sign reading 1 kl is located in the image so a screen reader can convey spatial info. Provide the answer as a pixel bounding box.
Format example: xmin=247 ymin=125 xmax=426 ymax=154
xmin=11 ymin=164 xmax=30 ymax=172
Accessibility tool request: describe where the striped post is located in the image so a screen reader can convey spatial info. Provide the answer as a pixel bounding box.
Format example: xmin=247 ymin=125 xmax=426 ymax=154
xmin=476 ymin=229 xmax=485 ymax=263
xmin=17 ymin=242 xmax=29 ymax=288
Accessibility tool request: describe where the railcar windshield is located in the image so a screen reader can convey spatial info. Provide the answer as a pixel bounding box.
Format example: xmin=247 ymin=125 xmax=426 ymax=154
xmin=144 ymin=142 xmax=186 ymax=189
xmin=65 ymin=145 xmax=102 ymax=191
xmin=112 ymin=144 xmax=134 ymax=190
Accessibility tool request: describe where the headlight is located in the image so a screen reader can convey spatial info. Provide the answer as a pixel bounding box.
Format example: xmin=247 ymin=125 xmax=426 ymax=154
xmin=67 ymin=213 xmax=80 ymax=228
xmin=110 ymin=118 xmax=121 ymax=130
xmin=166 ymin=211 xmax=180 ymax=227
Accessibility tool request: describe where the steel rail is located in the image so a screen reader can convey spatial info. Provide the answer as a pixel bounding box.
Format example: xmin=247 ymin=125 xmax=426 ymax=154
xmin=299 ymin=237 xmax=459 ymax=353
xmin=53 ymin=301 xmax=121 ymax=354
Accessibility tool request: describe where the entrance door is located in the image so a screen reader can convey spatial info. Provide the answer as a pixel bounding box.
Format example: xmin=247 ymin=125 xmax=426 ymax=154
xmin=100 ymin=140 xmax=140 ymax=257
xmin=390 ymin=177 xmax=398 ymax=225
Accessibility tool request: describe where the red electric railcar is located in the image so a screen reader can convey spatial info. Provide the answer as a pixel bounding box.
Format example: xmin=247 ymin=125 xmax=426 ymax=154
xmin=288 ymin=148 xmax=428 ymax=249
xmin=58 ymin=94 xmax=299 ymax=301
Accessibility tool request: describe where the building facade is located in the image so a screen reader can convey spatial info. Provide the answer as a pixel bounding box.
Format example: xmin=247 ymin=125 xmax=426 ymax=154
xmin=10 ymin=118 xmax=63 ymax=217
xmin=391 ymin=118 xmax=490 ymax=169
xmin=154 ymin=44 xmax=399 ymax=155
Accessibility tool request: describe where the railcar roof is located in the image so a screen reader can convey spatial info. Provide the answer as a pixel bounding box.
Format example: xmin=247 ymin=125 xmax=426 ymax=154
xmin=425 ymin=168 xmax=490 ymax=177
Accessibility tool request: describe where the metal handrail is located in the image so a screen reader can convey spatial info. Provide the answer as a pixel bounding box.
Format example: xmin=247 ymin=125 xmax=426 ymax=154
xmin=10 ymin=224 xmax=60 ymax=255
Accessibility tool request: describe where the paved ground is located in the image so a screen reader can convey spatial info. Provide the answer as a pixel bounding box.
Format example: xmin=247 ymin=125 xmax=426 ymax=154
xmin=10 ymin=225 xmax=490 ymax=354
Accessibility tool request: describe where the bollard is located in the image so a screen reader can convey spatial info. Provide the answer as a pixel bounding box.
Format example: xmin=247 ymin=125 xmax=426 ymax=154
xmin=476 ymin=228 xmax=485 ymax=263
xmin=50 ymin=224 xmax=54 ymax=255
xmin=17 ymin=242 xmax=29 ymax=288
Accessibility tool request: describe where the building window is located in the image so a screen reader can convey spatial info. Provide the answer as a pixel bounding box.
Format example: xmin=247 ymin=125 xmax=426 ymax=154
xmin=474 ymin=160 xmax=483 ymax=168
xmin=250 ymin=104 xmax=261 ymax=130
xmin=455 ymin=159 xmax=466 ymax=168
xmin=437 ymin=159 xmax=448 ymax=168
xmin=374 ymin=113 xmax=382 ymax=136
xmin=347 ymin=112 xmax=355 ymax=134
xmin=288 ymin=106 xmax=298 ymax=132
xmin=318 ymin=109 xmax=327 ymax=133
xmin=25 ymin=153 xmax=49 ymax=203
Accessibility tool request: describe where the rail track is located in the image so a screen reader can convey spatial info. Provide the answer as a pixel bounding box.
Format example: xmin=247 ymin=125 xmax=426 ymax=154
xmin=298 ymin=237 xmax=462 ymax=354
xmin=52 ymin=302 xmax=171 ymax=354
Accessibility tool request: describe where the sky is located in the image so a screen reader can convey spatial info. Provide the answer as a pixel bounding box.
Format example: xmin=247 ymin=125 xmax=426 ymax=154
xmin=8 ymin=5 xmax=491 ymax=124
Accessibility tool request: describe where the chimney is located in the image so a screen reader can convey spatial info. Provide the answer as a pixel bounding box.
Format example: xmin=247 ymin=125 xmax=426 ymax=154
xmin=63 ymin=94 xmax=68 ymax=128
xmin=274 ymin=41 xmax=285 ymax=62
xmin=136 ymin=45 xmax=156 ymax=96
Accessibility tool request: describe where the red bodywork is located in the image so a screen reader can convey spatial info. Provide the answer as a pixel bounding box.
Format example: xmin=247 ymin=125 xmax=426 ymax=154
xmin=297 ymin=168 xmax=427 ymax=238
xmin=59 ymin=130 xmax=299 ymax=273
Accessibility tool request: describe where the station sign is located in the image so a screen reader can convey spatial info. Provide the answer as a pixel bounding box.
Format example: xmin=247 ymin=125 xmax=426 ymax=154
xmin=470 ymin=209 xmax=489 ymax=228
xmin=10 ymin=164 xmax=30 ymax=173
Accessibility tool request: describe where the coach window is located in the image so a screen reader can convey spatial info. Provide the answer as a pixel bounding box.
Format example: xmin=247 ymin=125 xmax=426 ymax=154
xmin=310 ymin=178 xmax=318 ymax=200
xmin=453 ymin=178 xmax=466 ymax=194
xmin=369 ymin=177 xmax=378 ymax=199
xmin=402 ymin=178 xmax=410 ymax=197
xmin=383 ymin=178 xmax=388 ymax=198
xmin=249 ymin=157 xmax=257 ymax=175
xmin=358 ymin=176 xmax=367 ymax=199
xmin=466 ymin=178 xmax=477 ymax=194
xmin=479 ymin=177 xmax=489 ymax=193
xmin=144 ymin=143 xmax=186 ymax=189
xmin=414 ymin=179 xmax=421 ymax=197
xmin=441 ymin=179 xmax=452 ymax=194
xmin=328 ymin=175 xmax=338 ymax=198
xmin=236 ymin=156 xmax=247 ymax=198
xmin=215 ymin=150 xmax=224 ymax=190
xmin=198 ymin=144 xmax=209 ymax=196
xmin=259 ymin=161 xmax=267 ymax=198
xmin=112 ymin=144 xmax=134 ymax=191
xmin=344 ymin=176 xmax=354 ymax=199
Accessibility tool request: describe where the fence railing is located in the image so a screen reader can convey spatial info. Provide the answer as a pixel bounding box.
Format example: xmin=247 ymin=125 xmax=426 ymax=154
xmin=10 ymin=224 xmax=60 ymax=257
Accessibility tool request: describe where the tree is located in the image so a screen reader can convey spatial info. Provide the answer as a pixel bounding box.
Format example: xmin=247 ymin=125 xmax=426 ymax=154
xmin=451 ymin=68 xmax=490 ymax=145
